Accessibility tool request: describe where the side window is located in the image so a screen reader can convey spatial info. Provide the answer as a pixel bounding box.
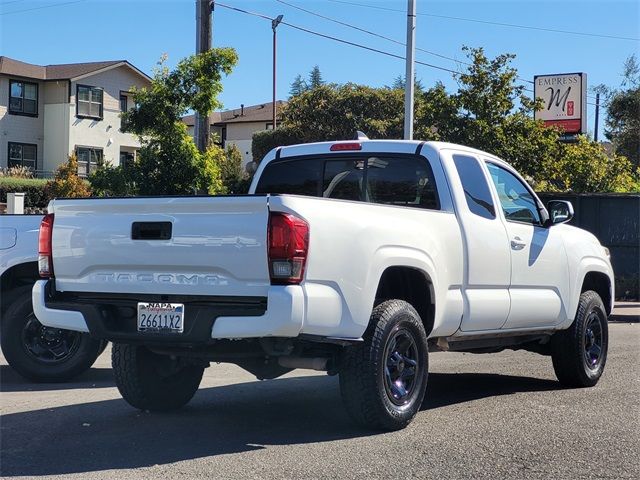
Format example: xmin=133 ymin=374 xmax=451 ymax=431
xmin=452 ymin=154 xmax=496 ymax=220
xmin=366 ymin=156 xmax=439 ymax=209
xmin=323 ymin=159 xmax=364 ymax=201
xmin=486 ymin=163 xmax=542 ymax=225
xmin=255 ymin=159 xmax=321 ymax=196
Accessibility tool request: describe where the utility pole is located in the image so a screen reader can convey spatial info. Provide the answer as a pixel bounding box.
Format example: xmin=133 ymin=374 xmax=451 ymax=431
xmin=404 ymin=0 xmax=416 ymax=140
xmin=195 ymin=0 xmax=213 ymax=152
xmin=594 ymin=92 xmax=600 ymax=142
xmin=272 ymin=15 xmax=284 ymax=129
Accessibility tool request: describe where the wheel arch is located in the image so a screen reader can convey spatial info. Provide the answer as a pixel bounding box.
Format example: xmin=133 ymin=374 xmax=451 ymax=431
xmin=374 ymin=265 xmax=436 ymax=337
xmin=1 ymin=261 xmax=39 ymax=317
xmin=581 ymin=271 xmax=612 ymax=316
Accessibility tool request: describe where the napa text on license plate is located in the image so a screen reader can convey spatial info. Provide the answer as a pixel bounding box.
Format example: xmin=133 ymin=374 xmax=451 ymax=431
xmin=137 ymin=302 xmax=184 ymax=333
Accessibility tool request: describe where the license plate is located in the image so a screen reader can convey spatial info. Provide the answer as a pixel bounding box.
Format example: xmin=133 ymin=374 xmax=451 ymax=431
xmin=137 ymin=302 xmax=184 ymax=333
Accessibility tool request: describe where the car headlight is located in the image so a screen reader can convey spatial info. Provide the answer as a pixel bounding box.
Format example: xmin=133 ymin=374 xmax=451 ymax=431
xmin=603 ymin=246 xmax=611 ymax=259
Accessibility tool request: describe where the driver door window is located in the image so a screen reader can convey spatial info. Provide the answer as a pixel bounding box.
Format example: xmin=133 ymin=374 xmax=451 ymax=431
xmin=486 ymin=163 xmax=541 ymax=225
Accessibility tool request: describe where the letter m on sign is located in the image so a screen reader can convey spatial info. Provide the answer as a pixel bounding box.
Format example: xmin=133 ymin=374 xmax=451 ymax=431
xmin=545 ymin=86 xmax=571 ymax=112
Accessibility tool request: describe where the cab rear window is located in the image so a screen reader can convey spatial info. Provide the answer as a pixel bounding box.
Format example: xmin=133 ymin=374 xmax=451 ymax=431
xmin=255 ymin=154 xmax=440 ymax=210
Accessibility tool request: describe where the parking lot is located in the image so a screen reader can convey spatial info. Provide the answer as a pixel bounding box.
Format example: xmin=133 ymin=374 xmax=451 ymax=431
xmin=1 ymin=320 xmax=638 ymax=480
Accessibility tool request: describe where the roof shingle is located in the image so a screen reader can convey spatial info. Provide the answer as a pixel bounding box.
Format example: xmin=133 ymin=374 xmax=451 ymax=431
xmin=183 ymin=101 xmax=286 ymax=126
xmin=0 ymin=56 xmax=149 ymax=81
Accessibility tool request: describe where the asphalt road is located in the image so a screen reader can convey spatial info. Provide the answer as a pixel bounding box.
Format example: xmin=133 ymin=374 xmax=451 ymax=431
xmin=1 ymin=322 xmax=638 ymax=480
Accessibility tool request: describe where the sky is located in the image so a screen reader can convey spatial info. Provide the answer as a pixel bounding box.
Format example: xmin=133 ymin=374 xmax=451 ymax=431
xmin=1 ymin=0 xmax=638 ymax=137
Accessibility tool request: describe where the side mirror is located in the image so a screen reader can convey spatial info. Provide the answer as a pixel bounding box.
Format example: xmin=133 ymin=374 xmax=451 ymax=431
xmin=546 ymin=200 xmax=574 ymax=226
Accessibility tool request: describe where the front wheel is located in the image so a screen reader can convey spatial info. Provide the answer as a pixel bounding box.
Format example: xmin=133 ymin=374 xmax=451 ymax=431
xmin=112 ymin=343 xmax=204 ymax=411
xmin=1 ymin=287 xmax=103 ymax=382
xmin=551 ymin=290 xmax=608 ymax=388
xmin=339 ymin=300 xmax=429 ymax=431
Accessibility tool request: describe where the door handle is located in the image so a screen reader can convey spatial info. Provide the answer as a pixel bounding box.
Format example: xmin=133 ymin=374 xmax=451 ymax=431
xmin=511 ymin=236 xmax=527 ymax=250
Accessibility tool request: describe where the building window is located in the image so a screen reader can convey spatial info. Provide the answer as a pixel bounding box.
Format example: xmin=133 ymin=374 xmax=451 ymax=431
xmin=119 ymin=151 xmax=134 ymax=167
xmin=76 ymin=147 xmax=103 ymax=177
xmin=8 ymin=142 xmax=37 ymax=170
xmin=120 ymin=93 xmax=128 ymax=112
xmin=77 ymin=85 xmax=103 ymax=119
xmin=9 ymin=80 xmax=38 ymax=116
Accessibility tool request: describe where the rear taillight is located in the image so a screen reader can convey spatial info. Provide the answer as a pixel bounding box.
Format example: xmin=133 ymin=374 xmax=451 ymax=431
xmin=38 ymin=213 xmax=54 ymax=278
xmin=268 ymin=212 xmax=309 ymax=285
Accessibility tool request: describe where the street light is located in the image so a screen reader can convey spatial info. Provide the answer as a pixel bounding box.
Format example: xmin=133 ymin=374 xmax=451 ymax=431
xmin=272 ymin=14 xmax=284 ymax=129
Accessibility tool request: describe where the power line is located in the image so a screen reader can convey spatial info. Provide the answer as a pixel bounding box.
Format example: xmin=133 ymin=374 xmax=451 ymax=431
xmin=0 ymin=0 xmax=87 ymax=16
xmin=218 ymin=2 xmax=606 ymax=106
xmin=327 ymin=0 xmax=640 ymax=42
xmin=216 ymin=2 xmax=460 ymax=75
xmin=323 ymin=1 xmax=607 ymax=99
xmin=1 ymin=0 xmax=27 ymax=6
xmin=274 ymin=0 xmax=472 ymax=66
xmin=274 ymin=0 xmax=541 ymax=89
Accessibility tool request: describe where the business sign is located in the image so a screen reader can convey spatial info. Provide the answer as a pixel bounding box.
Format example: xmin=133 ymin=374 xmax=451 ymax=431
xmin=534 ymin=73 xmax=587 ymax=134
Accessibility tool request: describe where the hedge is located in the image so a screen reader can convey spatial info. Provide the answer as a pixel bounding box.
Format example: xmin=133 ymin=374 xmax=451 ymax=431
xmin=0 ymin=177 xmax=49 ymax=208
xmin=251 ymin=126 xmax=303 ymax=163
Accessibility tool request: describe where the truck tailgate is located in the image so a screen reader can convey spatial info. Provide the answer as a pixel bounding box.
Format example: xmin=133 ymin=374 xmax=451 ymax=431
xmin=49 ymin=196 xmax=270 ymax=297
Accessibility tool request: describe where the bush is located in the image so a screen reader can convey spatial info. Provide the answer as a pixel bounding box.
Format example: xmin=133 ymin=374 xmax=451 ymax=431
xmin=0 ymin=165 xmax=34 ymax=179
xmin=0 ymin=177 xmax=49 ymax=208
xmin=252 ymin=126 xmax=303 ymax=163
xmin=44 ymin=155 xmax=91 ymax=199
xmin=220 ymin=144 xmax=250 ymax=193
xmin=89 ymin=161 xmax=139 ymax=197
xmin=537 ymin=136 xmax=637 ymax=193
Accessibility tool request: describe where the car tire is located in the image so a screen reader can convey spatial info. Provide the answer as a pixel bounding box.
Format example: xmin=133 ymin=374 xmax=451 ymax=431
xmin=112 ymin=343 xmax=204 ymax=411
xmin=339 ymin=299 xmax=429 ymax=431
xmin=551 ymin=290 xmax=608 ymax=388
xmin=1 ymin=287 xmax=103 ymax=382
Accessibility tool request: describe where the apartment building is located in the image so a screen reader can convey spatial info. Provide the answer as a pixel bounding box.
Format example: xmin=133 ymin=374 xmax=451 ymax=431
xmin=0 ymin=56 xmax=150 ymax=176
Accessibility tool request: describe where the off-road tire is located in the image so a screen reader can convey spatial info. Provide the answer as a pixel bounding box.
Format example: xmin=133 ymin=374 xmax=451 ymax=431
xmin=112 ymin=343 xmax=204 ymax=411
xmin=339 ymin=299 xmax=429 ymax=431
xmin=551 ymin=290 xmax=608 ymax=388
xmin=1 ymin=287 xmax=103 ymax=382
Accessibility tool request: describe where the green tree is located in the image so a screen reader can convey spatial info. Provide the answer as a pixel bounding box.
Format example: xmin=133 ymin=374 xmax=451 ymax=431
xmin=252 ymin=46 xmax=637 ymax=193
xmin=91 ymin=50 xmax=237 ymax=196
xmin=387 ymin=74 xmax=425 ymax=92
xmin=604 ymin=54 xmax=640 ymax=168
xmin=289 ymin=74 xmax=308 ymax=97
xmin=308 ymin=65 xmax=324 ymax=89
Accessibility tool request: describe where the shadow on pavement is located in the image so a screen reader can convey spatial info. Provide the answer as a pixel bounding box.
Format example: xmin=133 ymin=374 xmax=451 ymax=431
xmin=0 ymin=371 xmax=561 ymax=477
xmin=0 ymin=366 xmax=115 ymax=392
xmin=424 ymin=372 xmax=559 ymax=409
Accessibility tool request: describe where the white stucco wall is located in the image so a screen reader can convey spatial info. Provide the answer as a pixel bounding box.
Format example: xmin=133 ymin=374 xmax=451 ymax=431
xmin=225 ymin=122 xmax=270 ymax=166
xmin=68 ymin=65 xmax=148 ymax=166
xmin=43 ymin=104 xmax=70 ymax=172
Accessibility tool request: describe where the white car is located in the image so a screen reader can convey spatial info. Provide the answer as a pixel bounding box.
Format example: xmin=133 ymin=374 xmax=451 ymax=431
xmin=0 ymin=215 xmax=103 ymax=381
xmin=32 ymin=140 xmax=613 ymax=429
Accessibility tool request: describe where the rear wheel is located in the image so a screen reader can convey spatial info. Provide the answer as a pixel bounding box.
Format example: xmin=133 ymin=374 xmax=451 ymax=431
xmin=1 ymin=288 xmax=103 ymax=382
xmin=551 ymin=290 xmax=608 ymax=388
xmin=112 ymin=343 xmax=204 ymax=411
xmin=339 ymin=300 xmax=428 ymax=431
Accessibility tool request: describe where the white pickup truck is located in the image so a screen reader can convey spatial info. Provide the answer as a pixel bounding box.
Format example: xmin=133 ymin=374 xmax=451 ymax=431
xmin=32 ymin=140 xmax=613 ymax=430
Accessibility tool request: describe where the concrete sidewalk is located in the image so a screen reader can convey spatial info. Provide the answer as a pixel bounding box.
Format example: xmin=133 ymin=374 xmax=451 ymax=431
xmin=610 ymin=301 xmax=640 ymax=322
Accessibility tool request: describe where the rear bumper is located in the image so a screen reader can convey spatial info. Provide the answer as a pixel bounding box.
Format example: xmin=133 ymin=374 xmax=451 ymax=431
xmin=32 ymin=280 xmax=305 ymax=344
